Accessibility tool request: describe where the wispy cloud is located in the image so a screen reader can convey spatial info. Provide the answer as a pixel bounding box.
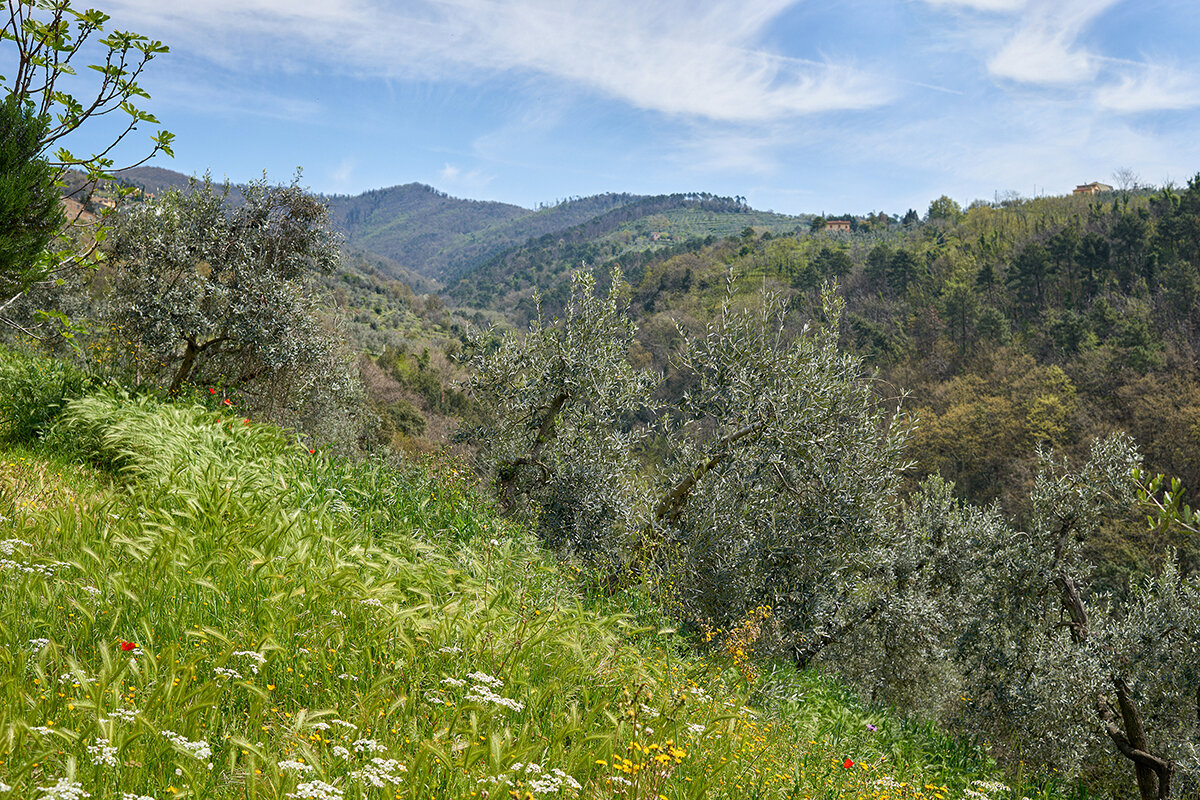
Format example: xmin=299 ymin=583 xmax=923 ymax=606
xmin=921 ymin=0 xmax=1028 ymax=12
xmin=148 ymin=74 xmax=322 ymax=121
xmin=985 ymin=0 xmax=1119 ymax=85
xmin=1097 ymin=63 xmax=1200 ymax=113
xmin=103 ymin=0 xmax=892 ymax=122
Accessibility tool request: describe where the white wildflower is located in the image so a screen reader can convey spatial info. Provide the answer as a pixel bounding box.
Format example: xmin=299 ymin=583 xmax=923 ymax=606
xmin=350 ymin=758 xmax=408 ymax=787
xmin=332 ymin=745 xmax=351 ymax=760
xmin=528 ymin=767 xmax=581 ymax=794
xmin=121 ymin=795 xmax=157 ymax=800
xmin=686 ymin=723 xmax=705 ymax=735
xmin=331 ymin=719 xmax=358 ymax=730
xmin=338 ymin=673 xmax=359 ymax=682
xmin=87 ymin=737 xmax=118 ymax=767
xmin=441 ymin=677 xmax=466 ymax=687
xmin=108 ymin=708 xmax=138 ymax=723
xmin=352 ymin=738 xmax=387 ymax=753
xmin=331 ymin=609 xmax=346 ymax=618
xmin=0 ymin=539 xmax=30 ymax=556
xmin=465 ymin=684 xmax=524 ymax=712
xmin=972 ymin=781 xmax=1011 ymax=793
xmin=278 ymin=760 xmax=314 ymax=773
xmin=231 ymin=651 xmax=266 ymax=674
xmin=359 ymin=598 xmax=384 ymax=608
xmin=30 ymin=725 xmax=54 ymax=735
xmin=466 ymin=671 xmax=503 ymax=688
xmin=286 ymin=781 xmax=343 ymax=800
xmin=161 ymin=729 xmax=212 ymax=760
xmin=28 ymin=637 xmax=50 ymax=652
xmin=35 ymin=778 xmax=90 ymax=800
xmin=437 ymin=645 xmax=462 ymax=654
xmin=213 ymin=667 xmax=243 ymax=680
xmin=82 ymin=586 xmax=101 ymax=596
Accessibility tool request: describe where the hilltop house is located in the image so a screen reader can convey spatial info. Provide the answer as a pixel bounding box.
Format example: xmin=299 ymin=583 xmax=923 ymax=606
xmin=825 ymin=218 xmax=853 ymax=232
xmin=1073 ymin=182 xmax=1114 ymax=195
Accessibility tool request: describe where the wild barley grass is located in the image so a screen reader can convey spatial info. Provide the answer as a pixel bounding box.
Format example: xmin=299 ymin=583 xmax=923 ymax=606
xmin=0 ymin=381 xmax=1078 ymax=798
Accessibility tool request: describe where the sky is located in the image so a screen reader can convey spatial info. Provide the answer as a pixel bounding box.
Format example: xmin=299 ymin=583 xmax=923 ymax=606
xmin=39 ymin=0 xmax=1200 ymax=216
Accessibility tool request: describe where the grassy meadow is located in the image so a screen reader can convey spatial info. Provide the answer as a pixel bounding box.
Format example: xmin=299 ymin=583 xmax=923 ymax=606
xmin=0 ymin=350 xmax=1070 ymax=799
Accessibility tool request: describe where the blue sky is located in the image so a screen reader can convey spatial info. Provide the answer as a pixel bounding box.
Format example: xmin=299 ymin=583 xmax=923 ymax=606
xmin=51 ymin=0 xmax=1200 ymax=215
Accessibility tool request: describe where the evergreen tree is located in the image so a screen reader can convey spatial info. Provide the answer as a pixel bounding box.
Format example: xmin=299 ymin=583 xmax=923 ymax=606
xmin=0 ymin=98 xmax=65 ymax=311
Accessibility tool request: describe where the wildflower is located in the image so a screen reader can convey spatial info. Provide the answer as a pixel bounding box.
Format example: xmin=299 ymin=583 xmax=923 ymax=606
xmin=865 ymin=723 xmax=877 ymax=732
xmin=243 ymin=418 xmax=250 ymax=425
xmin=119 ymin=641 xmax=137 ymax=652
xmin=351 ymin=758 xmax=408 ymax=788
xmin=232 ymin=651 xmax=266 ymax=674
xmin=279 ymin=760 xmax=315 ymax=773
xmin=467 ymin=671 xmax=503 ymax=688
xmin=843 ymin=758 xmax=854 ymax=769
xmin=352 ymin=738 xmax=388 ymax=753
xmin=287 ymin=781 xmax=343 ymax=800
xmin=437 ymin=645 xmax=462 ymax=654
xmin=465 ymin=683 xmax=524 ymax=712
xmin=222 ymin=398 xmax=232 ymax=406
xmin=441 ymin=677 xmax=466 ymax=687
xmin=332 ymin=745 xmax=351 ymax=760
xmin=208 ymin=387 xmax=216 ymax=394
xmin=161 ymin=730 xmax=212 ymax=761
xmin=35 ymin=778 xmax=90 ymax=800
xmin=87 ymin=737 xmax=118 ymax=767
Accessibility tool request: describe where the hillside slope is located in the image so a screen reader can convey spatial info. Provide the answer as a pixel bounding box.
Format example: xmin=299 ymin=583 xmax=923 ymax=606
xmin=0 ymin=353 xmax=1043 ymax=800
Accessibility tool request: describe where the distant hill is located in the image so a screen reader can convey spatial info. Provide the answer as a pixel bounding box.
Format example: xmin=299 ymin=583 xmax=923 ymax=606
xmin=446 ymin=193 xmax=804 ymax=309
xmin=324 ymin=185 xmax=644 ymax=281
xmin=117 ymin=166 xmax=199 ymax=195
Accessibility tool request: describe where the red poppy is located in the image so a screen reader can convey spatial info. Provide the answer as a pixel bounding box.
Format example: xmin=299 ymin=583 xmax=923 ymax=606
xmin=208 ymin=387 xmax=216 ymax=395
xmin=843 ymin=758 xmax=854 ymax=769
xmin=119 ymin=641 xmax=136 ymax=651
xmin=243 ymin=418 xmax=250 ymax=426
xmin=222 ymin=398 xmax=232 ymax=406
xmin=308 ymin=449 xmax=315 ymax=454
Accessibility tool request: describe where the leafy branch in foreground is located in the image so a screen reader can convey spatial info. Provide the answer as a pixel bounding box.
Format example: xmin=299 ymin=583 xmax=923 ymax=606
xmin=1 ymin=0 xmax=173 ymax=333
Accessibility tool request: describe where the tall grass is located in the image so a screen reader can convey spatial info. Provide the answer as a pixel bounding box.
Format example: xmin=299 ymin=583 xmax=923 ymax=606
xmin=0 ymin=353 xmax=1076 ymax=799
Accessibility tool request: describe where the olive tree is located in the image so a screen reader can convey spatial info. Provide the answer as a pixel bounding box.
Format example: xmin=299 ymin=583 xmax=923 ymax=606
xmin=102 ymin=176 xmax=359 ymax=434
xmin=469 ymin=272 xmax=914 ymax=663
xmin=836 ymin=436 xmax=1199 ymax=800
xmin=649 ymin=289 xmax=912 ymax=665
xmin=467 ymin=270 xmax=657 ymax=560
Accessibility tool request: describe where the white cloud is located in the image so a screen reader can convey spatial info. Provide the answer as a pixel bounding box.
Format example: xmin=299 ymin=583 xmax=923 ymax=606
xmin=101 ymin=0 xmax=892 ymax=122
xmin=921 ymin=0 xmax=1028 ymax=12
xmin=985 ymin=0 xmax=1119 ymax=85
xmin=147 ymin=76 xmax=322 ymax=121
xmin=329 ymin=157 xmax=357 ymax=192
xmin=1097 ymin=63 xmax=1200 ymax=113
xmin=439 ymin=163 xmax=461 ymax=181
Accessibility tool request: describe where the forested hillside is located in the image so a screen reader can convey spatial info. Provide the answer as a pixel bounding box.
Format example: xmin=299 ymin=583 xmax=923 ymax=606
xmin=325 ymin=185 xmax=642 ymax=280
